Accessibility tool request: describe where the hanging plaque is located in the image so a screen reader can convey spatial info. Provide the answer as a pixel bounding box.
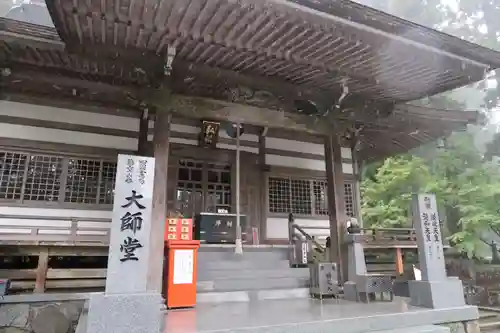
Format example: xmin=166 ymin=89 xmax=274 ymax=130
xmin=200 ymin=121 xmax=220 ymax=148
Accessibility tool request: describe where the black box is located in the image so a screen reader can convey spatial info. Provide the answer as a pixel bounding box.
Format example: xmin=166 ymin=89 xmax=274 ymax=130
xmin=195 ymin=213 xmax=247 ymax=243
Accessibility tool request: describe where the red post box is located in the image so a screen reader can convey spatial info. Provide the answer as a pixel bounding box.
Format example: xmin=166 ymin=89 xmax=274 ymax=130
xmin=163 ymin=240 xmax=200 ymax=309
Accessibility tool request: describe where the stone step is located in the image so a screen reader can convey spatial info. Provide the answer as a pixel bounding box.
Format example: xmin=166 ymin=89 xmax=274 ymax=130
xmin=198 ymin=267 xmax=309 ymax=280
xmin=372 ymin=326 xmax=449 ymax=333
xmin=197 ymin=276 xmax=309 ymax=292
xmin=198 ymin=259 xmax=291 ymax=271
xmin=198 ymin=250 xmax=288 ymax=262
xmin=196 ymin=287 xmax=309 ymax=304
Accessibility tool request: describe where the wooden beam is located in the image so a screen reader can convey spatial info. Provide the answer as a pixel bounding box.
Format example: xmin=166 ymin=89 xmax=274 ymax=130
xmin=1 ymin=90 xmax=141 ymax=117
xmin=155 ymin=94 xmax=334 ymax=135
xmin=147 ymin=111 xmax=171 ymax=293
xmin=0 ymin=18 xmax=64 ymax=50
xmin=5 ymin=66 xmax=141 ymax=93
xmin=395 ymin=248 xmax=404 ymax=275
xmin=34 ymin=249 xmax=49 ymax=293
xmin=4 ymin=65 xmax=474 ymax=135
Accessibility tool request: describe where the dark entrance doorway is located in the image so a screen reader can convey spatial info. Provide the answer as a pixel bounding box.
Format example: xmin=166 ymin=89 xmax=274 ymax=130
xmin=175 ymin=159 xmax=232 ymax=218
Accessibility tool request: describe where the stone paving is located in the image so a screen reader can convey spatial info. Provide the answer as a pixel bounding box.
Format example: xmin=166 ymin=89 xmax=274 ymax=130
xmin=164 ymin=297 xmax=479 ymax=333
xmin=0 ymin=300 xmax=85 ymax=333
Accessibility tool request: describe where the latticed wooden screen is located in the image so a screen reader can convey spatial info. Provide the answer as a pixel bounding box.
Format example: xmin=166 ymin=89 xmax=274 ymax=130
xmin=268 ymin=176 xmax=357 ymax=218
xmin=0 ymin=150 xmax=116 ymax=206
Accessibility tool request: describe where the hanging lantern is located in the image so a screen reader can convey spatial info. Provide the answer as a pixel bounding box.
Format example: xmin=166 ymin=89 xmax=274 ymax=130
xmin=224 ymin=122 xmax=244 ymax=139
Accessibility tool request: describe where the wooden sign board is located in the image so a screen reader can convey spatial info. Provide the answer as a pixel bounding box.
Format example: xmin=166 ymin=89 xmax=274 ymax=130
xmin=200 ymin=121 xmax=220 ymax=148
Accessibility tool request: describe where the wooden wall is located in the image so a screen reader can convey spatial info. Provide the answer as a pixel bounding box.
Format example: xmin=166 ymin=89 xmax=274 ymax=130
xmin=0 ymin=100 xmax=359 ymax=245
xmin=262 ymin=129 xmax=358 ymax=242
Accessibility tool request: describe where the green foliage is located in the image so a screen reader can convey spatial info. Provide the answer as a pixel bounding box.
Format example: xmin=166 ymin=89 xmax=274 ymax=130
xmin=361 ymin=156 xmax=435 ymax=228
xmin=362 ymin=132 xmax=500 ymax=258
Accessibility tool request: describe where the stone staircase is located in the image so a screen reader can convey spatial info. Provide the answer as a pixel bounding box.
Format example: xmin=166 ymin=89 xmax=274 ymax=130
xmin=196 ymin=246 xmax=309 ymax=303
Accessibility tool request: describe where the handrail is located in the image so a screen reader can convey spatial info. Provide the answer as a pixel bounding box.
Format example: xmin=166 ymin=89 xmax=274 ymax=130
xmin=287 ymin=213 xmax=326 ymax=259
xmin=292 ymin=223 xmax=325 ymax=251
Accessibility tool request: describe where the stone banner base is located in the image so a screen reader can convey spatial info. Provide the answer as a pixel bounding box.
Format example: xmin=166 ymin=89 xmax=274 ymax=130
xmin=85 ymin=293 xmax=164 ymax=333
xmin=409 ymin=278 xmax=466 ymax=309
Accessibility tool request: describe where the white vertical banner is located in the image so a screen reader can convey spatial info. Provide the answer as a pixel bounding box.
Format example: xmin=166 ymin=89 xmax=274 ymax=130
xmin=412 ymin=193 xmax=447 ymax=281
xmin=105 ymin=154 xmax=155 ymax=294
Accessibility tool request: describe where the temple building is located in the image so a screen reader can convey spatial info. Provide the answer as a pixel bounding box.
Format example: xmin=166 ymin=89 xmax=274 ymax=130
xmin=0 ymin=0 xmax=498 ymax=294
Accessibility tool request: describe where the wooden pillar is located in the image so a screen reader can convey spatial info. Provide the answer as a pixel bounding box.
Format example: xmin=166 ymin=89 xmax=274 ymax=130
xmin=395 ymin=247 xmax=404 ymax=275
xmin=34 ymin=248 xmax=49 ymax=293
xmin=138 ymin=109 xmax=153 ymax=157
xmin=324 ymin=135 xmax=348 ymax=283
xmin=146 ymin=111 xmax=171 ymax=293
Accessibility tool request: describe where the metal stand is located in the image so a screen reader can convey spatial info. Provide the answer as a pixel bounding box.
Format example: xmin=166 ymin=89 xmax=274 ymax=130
xmin=234 ymin=122 xmax=243 ymax=254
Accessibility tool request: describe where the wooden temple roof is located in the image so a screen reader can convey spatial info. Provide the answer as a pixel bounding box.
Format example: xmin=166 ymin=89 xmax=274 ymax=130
xmin=45 ymin=0 xmax=500 ymax=103
xmin=1 ymin=0 xmax=499 ymax=161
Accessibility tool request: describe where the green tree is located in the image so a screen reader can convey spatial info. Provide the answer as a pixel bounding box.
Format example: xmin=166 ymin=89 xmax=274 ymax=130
xmin=361 ymin=155 xmax=436 ymax=228
xmin=449 ymin=161 xmax=500 ymax=257
xmin=362 ymin=131 xmax=500 ymax=258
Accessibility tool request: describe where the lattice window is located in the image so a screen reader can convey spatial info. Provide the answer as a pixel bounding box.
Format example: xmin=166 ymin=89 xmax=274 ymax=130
xmin=24 ymin=155 xmax=63 ymax=202
xmin=0 ymin=149 xmax=117 ymax=206
xmin=269 ymin=176 xmax=357 ymax=217
xmin=313 ymin=180 xmax=328 ymax=216
xmin=268 ymin=177 xmax=290 ymax=213
xmin=290 ymin=179 xmax=312 ymax=215
xmin=344 ymin=183 xmax=355 ymax=217
xmin=0 ymin=151 xmax=28 ymax=200
xmin=65 ymin=159 xmax=101 ymax=203
xmin=99 ymin=161 xmax=117 ymax=204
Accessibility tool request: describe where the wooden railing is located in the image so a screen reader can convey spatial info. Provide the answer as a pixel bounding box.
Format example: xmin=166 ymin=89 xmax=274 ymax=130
xmin=288 ymin=221 xmax=444 ymax=249
xmin=0 ymin=268 xmax=107 ymax=292
xmin=359 ymin=227 xmax=418 ymax=248
xmin=0 ymin=214 xmax=111 ymax=246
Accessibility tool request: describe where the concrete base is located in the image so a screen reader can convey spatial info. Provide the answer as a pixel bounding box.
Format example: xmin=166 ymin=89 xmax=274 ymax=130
xmin=85 ymin=293 xmax=164 ymax=333
xmin=409 ymin=278 xmax=466 ymax=309
xmin=344 ymin=281 xmax=358 ymax=302
xmin=343 ymin=279 xmax=388 ymax=303
xmin=165 ymin=297 xmax=478 ymax=333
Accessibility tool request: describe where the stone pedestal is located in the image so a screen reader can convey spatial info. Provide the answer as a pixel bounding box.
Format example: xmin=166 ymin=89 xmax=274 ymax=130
xmin=409 ymin=278 xmax=466 ymax=309
xmin=409 ymin=194 xmax=466 ymax=309
xmin=343 ymin=234 xmax=369 ymax=302
xmin=85 ymin=293 xmax=165 ymax=333
xmin=343 ymin=281 xmax=358 ymax=301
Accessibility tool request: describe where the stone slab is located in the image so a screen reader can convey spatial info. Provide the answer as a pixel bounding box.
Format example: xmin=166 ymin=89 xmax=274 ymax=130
xmin=106 ymin=155 xmax=156 ymax=294
xmin=165 ymin=297 xmax=478 ymax=333
xmin=197 ymin=288 xmax=310 ymax=304
xmin=372 ymin=326 xmax=449 ymax=333
xmin=409 ymin=279 xmax=465 ymax=309
xmin=0 ymin=299 xmax=85 ymax=333
xmin=196 ymin=291 xmax=250 ymax=303
xmin=0 ymin=293 xmax=93 ymax=304
xmin=85 ymin=293 xmax=163 ymax=333
xmin=412 ymin=194 xmax=447 ymax=282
